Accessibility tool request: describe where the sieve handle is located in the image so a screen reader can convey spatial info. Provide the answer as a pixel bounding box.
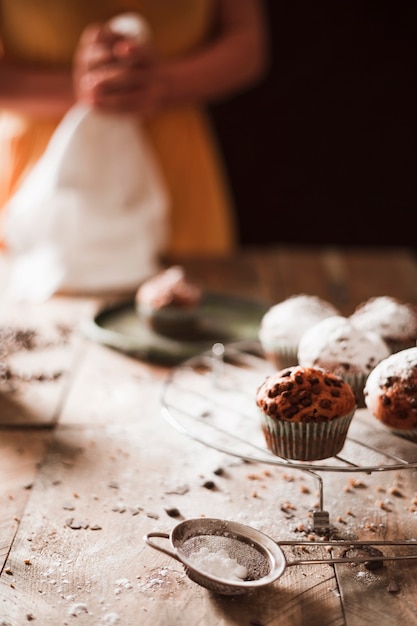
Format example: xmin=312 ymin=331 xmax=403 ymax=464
xmin=279 ymin=540 xmax=417 ymax=567
xmin=144 ymin=532 xmax=181 ymax=562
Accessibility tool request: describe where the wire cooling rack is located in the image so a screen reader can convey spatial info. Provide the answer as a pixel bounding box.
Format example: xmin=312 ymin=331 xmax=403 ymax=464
xmin=161 ymin=341 xmax=417 ymax=530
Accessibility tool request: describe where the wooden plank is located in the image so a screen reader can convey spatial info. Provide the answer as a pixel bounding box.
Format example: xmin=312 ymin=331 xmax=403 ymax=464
xmin=256 ymin=246 xmax=342 ymax=306
xmin=0 ymin=423 xmax=345 ymax=626
xmin=329 ymin=411 xmax=417 ymax=626
xmin=2 ymin=248 xmax=417 ymax=625
xmin=58 ymin=340 xmax=169 ymax=426
xmin=256 ymin=245 xmax=417 ymax=316
xmin=0 ymin=297 xmax=96 ymax=426
xmin=336 ymin=247 xmax=417 ymax=311
xmin=173 ymin=250 xmax=268 ymax=301
xmin=6 ymin=410 xmax=415 ymax=624
xmin=0 ymin=430 xmax=48 ymax=567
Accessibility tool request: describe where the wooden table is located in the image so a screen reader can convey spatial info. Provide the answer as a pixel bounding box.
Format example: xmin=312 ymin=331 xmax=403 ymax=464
xmin=1 ymin=245 xmax=417 ymax=626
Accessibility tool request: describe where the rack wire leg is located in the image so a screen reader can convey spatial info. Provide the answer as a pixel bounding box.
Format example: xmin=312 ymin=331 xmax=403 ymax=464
xmin=307 ymin=471 xmax=330 ymax=532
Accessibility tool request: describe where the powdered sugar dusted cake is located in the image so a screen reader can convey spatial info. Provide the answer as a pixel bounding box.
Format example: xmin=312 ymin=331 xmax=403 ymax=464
xmin=297 ymin=315 xmax=390 ymax=406
xmin=258 ymin=294 xmax=340 ymax=369
xmin=350 ymin=296 xmax=417 ymax=353
xmin=136 ymin=265 xmax=202 ymax=310
xmin=364 ymin=347 xmax=417 ymax=437
xmin=135 ymin=265 xmax=202 ymax=338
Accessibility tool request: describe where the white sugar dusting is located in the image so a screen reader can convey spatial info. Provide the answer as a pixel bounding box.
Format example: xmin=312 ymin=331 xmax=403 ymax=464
xmin=100 ymin=613 xmax=121 ymax=625
xmin=364 ymin=347 xmax=417 ymax=397
xmin=259 ymin=294 xmax=339 ymax=344
xmin=298 ymin=315 xmax=390 ymax=373
xmin=67 ymin=603 xmax=89 ymax=617
xmin=351 ymin=296 xmax=417 ymax=338
xmin=189 ymin=546 xmax=248 ymax=581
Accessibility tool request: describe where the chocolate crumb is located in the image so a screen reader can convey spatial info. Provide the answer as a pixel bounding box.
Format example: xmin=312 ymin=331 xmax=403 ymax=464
xmin=130 ymin=506 xmax=143 ymax=516
xmin=387 ymin=486 xmax=404 ymax=498
xmin=66 ymin=518 xmax=89 ymax=530
xmin=386 ymin=579 xmax=400 ymax=593
xmin=165 ymin=507 xmax=181 ymax=518
xmin=111 ymin=504 xmax=126 ymax=513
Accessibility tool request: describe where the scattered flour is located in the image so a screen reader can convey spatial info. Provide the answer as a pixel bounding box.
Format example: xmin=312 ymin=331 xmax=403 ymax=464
xmin=114 ymin=578 xmax=133 ymax=595
xmin=100 ymin=613 xmax=121 ymax=625
xmin=67 ymin=602 xmax=89 ymax=616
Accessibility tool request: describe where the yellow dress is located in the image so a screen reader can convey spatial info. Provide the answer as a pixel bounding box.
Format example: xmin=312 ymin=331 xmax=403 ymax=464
xmin=0 ymin=0 xmax=237 ymax=256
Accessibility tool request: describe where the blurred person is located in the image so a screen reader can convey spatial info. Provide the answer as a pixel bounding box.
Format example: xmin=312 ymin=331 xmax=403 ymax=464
xmin=0 ymin=0 xmax=270 ymax=260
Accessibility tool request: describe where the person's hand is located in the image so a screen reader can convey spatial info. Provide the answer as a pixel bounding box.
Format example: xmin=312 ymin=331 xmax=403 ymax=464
xmin=73 ymin=21 xmax=163 ymax=116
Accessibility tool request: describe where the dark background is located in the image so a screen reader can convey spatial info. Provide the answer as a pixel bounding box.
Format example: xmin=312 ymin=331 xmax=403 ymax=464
xmin=210 ymin=0 xmax=417 ymax=248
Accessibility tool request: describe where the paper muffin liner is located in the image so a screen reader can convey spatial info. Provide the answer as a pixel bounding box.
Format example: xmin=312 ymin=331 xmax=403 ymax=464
xmin=335 ymin=371 xmax=368 ymax=409
xmin=261 ymin=409 xmax=356 ymax=461
xmin=260 ymin=341 xmax=299 ymax=370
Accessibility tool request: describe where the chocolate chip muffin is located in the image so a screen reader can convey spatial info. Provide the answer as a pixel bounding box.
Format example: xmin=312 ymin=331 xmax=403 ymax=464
xmin=364 ymin=347 xmax=417 ymax=442
xmin=256 ymin=366 xmax=357 ymax=460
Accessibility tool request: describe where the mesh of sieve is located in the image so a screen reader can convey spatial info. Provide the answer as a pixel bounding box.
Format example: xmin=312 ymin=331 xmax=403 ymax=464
xmin=145 ymin=518 xmax=286 ymax=595
xmin=181 ymin=535 xmax=270 ymax=583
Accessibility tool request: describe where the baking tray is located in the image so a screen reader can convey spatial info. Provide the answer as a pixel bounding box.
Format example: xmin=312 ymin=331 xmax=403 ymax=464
xmin=82 ymin=293 xmax=267 ymax=365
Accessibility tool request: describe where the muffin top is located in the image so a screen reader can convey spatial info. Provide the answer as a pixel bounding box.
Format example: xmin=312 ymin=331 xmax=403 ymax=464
xmin=256 ymin=366 xmax=356 ymax=423
xmin=258 ymin=294 xmax=340 ymax=346
xmin=350 ymin=296 xmax=417 ymax=343
xmin=135 ymin=266 xmax=202 ymax=309
xmin=298 ymin=315 xmax=390 ymax=375
xmin=364 ymin=347 xmax=417 ymax=429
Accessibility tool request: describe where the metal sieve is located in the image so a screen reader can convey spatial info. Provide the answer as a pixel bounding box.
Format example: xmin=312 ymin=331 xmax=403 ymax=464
xmin=144 ymin=517 xmax=417 ymax=595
